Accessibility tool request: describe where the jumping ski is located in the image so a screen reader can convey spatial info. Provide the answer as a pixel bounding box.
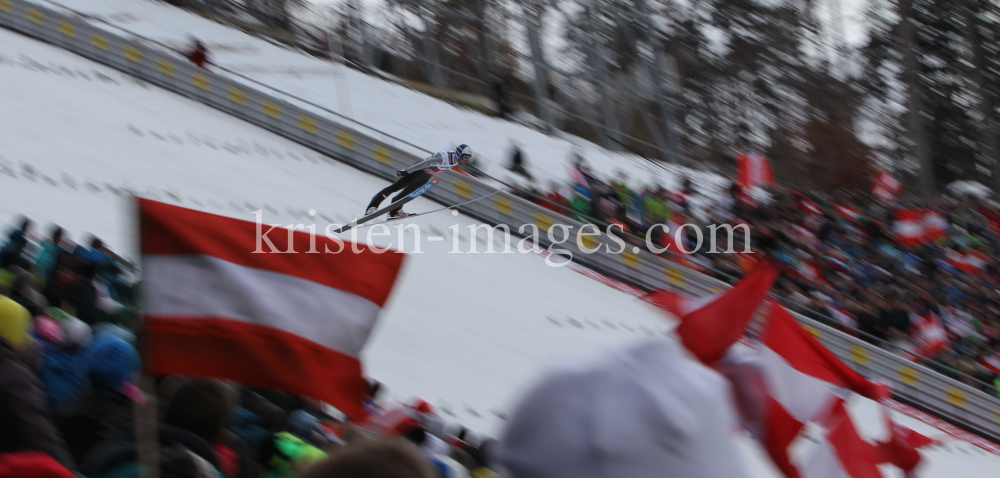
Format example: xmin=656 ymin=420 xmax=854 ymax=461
xmin=333 ymin=179 xmax=440 ymax=234
xmin=348 ymin=188 xmax=507 ymax=231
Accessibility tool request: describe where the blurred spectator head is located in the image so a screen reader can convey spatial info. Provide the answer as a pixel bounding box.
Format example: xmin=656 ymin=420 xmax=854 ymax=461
xmin=91 ymin=323 xmax=136 ymax=346
xmin=61 ymin=316 xmax=92 ymax=350
xmin=166 ymin=379 xmax=233 ymax=444
xmin=395 ymin=419 xmax=426 ymax=446
xmin=13 ymin=215 xmax=32 ymax=237
xmin=85 ymin=333 xmax=138 ymax=390
xmin=409 ymin=398 xmax=435 ymax=415
xmin=368 ymin=379 xmax=383 ymax=400
xmin=298 ymin=438 xmax=435 ymax=478
xmin=0 ymin=295 xmax=32 ymax=350
xmin=499 ymin=337 xmax=747 ymax=478
xmin=49 ymin=224 xmax=63 ymax=243
xmin=288 ymin=410 xmax=341 ymax=447
xmin=35 ymin=315 xmax=64 ymax=345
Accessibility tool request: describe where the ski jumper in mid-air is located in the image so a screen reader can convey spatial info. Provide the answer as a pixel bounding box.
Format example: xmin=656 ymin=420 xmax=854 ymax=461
xmin=366 ymin=144 xmax=473 ymax=218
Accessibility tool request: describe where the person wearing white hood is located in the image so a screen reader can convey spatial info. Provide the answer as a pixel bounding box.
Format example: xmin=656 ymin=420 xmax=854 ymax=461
xmin=498 ymin=335 xmax=749 ymax=478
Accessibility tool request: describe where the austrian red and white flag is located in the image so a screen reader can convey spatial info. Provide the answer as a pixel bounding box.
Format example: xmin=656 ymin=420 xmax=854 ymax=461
xmin=873 ymin=406 xmax=935 ymax=475
xmin=894 ymin=210 xmax=949 ymax=247
xmin=803 ymin=400 xmax=883 ymax=478
xmin=893 ymin=210 xmax=925 ymax=247
xmin=835 ymin=205 xmax=863 ymax=222
xmin=801 ymin=197 xmax=823 ymax=216
xmin=644 ymin=261 xmax=779 ymax=364
xmin=978 ymin=355 xmax=1000 ymax=376
xmin=909 ymin=312 xmax=948 ymax=362
xmin=737 ymin=153 xmax=775 ymax=189
xmin=872 ymin=170 xmax=902 ymax=202
xmin=923 ymin=211 xmax=948 ymax=243
xmin=946 ymin=249 xmax=987 ymax=274
xmin=749 ymin=305 xmax=885 ymax=478
xmin=139 ymin=199 xmax=405 ymax=418
xmin=654 ymin=267 xmax=886 ymax=478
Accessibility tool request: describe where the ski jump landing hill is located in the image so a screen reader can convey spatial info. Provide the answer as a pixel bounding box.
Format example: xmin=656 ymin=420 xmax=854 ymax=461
xmin=3 ymin=0 xmax=1000 ymax=463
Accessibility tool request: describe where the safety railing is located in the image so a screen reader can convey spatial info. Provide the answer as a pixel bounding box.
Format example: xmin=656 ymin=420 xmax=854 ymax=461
xmin=3 ymin=0 xmax=999 ymax=443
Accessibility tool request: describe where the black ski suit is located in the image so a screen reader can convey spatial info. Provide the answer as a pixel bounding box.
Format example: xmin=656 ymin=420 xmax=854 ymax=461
xmin=367 ymin=151 xmax=459 ymax=216
xmin=366 ymin=170 xmax=433 ymax=216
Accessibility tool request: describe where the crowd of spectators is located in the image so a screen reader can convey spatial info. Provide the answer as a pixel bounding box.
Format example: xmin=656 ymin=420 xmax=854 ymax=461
xmin=506 ymin=156 xmax=1000 ymax=396
xmin=0 ymin=216 xmax=501 ymax=478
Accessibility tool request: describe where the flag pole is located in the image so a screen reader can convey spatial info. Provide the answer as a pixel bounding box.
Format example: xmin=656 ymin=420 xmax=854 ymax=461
xmin=135 ymin=375 xmax=160 ymax=478
xmin=129 ymin=196 xmax=160 ymax=478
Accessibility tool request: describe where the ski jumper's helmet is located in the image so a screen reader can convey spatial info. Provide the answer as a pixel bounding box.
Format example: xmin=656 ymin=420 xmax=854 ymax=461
xmin=456 ymin=144 xmax=473 ymax=161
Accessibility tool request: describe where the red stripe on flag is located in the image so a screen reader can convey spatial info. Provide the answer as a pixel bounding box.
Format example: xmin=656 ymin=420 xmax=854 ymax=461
xmin=139 ymin=198 xmax=404 ymax=307
xmin=823 ymin=402 xmax=883 ymax=478
xmin=762 ymin=394 xmax=806 ymax=478
xmin=761 ymin=305 xmax=880 ymax=400
xmin=145 ymin=317 xmax=367 ymax=417
xmin=671 ymin=261 xmax=779 ymax=364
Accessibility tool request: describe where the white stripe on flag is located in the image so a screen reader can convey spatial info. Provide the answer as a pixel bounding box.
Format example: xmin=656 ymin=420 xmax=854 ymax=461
xmin=681 ymin=292 xmax=723 ymax=315
xmin=895 ymin=221 xmax=922 ymax=238
xmin=144 ymin=255 xmax=382 ymax=358
xmin=802 ymin=439 xmax=851 ymax=478
xmin=759 ymin=347 xmax=844 ymax=423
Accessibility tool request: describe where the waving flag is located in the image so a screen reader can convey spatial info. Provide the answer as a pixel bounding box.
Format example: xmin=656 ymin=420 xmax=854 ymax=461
xmin=801 ymin=197 xmax=823 ymax=216
xmin=923 ymin=211 xmax=948 ymax=244
xmin=873 ymin=406 xmax=935 ymax=475
xmin=872 ymin=171 xmax=902 ymax=201
xmin=139 ymin=199 xmax=405 ymax=418
xmin=909 ymin=312 xmax=949 ymax=362
xmin=835 ymin=205 xmax=863 ymax=222
xmin=946 ymin=249 xmax=987 ymax=274
xmin=737 ymin=153 xmax=775 ymax=189
xmin=894 ymin=210 xmax=949 ymax=248
xmin=893 ymin=210 xmax=925 ymax=247
xmin=647 ymin=263 xmax=891 ymax=478
xmin=803 ymin=400 xmax=883 ymax=478
xmin=752 ymin=305 xmax=885 ymax=478
xmin=644 ymin=261 xmax=779 ymax=364
xmin=980 ymin=355 xmax=1000 ymax=376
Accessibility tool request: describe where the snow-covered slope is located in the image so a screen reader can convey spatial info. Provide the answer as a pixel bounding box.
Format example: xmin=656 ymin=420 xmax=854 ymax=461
xmin=2 ymin=18 xmax=998 ymax=478
xmin=0 ymin=23 xmax=674 ymax=434
xmin=35 ymin=0 xmax=732 ymax=196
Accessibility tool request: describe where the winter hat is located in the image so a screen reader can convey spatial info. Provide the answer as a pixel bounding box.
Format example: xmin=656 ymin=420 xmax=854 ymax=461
xmin=44 ymin=306 xmax=71 ymax=322
xmin=499 ymin=337 xmax=749 ymax=478
xmin=61 ymin=316 xmax=92 ymax=350
xmin=410 ymin=398 xmax=437 ymax=415
xmin=86 ymin=333 xmax=138 ymax=390
xmin=0 ymin=452 xmax=76 ymax=478
xmin=267 ymin=432 xmax=328 ymax=476
xmin=0 ymin=295 xmax=32 ymax=350
xmin=92 ymin=322 xmax=136 ymax=345
xmin=35 ymin=315 xmax=64 ymax=345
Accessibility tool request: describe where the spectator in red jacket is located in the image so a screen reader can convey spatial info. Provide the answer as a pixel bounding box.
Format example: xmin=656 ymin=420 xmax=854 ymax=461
xmin=187 ymin=40 xmax=209 ymax=69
